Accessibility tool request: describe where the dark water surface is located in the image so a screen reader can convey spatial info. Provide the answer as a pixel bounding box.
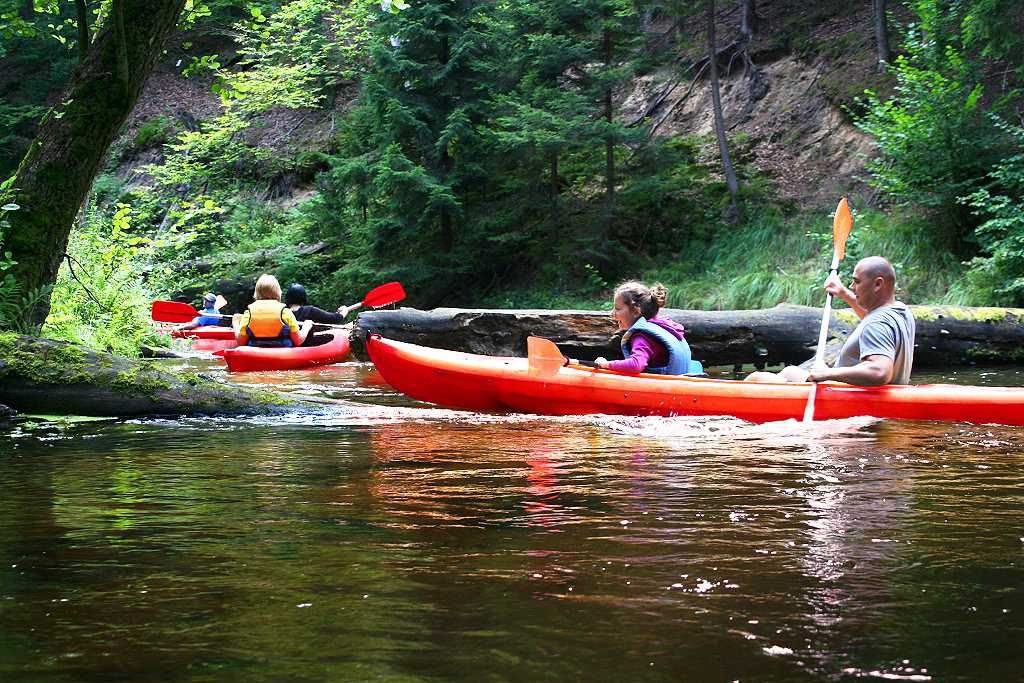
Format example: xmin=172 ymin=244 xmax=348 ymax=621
xmin=2 ymin=363 xmax=1023 ymax=681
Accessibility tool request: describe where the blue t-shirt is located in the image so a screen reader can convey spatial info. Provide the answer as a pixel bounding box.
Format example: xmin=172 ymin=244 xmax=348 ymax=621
xmin=193 ymin=307 xmax=223 ymax=326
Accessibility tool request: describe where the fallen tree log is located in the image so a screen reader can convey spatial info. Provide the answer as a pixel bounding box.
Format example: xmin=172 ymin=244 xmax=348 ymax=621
xmin=351 ymin=304 xmax=1024 ymax=368
xmin=0 ymin=333 xmax=296 ymax=416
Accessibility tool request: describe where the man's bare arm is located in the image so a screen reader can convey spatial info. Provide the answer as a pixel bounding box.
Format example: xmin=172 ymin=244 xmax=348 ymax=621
xmin=807 ymin=355 xmax=894 ymax=386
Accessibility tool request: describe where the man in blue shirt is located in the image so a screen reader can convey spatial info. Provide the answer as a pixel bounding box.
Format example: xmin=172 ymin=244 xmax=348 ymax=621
xmin=178 ymin=293 xmax=225 ymax=331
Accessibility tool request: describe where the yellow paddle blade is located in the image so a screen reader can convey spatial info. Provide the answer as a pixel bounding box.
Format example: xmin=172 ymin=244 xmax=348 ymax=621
xmin=527 ymin=336 xmax=567 ymax=378
xmin=833 ymin=196 xmax=854 ymax=262
xmin=214 ymin=294 xmax=228 ymax=310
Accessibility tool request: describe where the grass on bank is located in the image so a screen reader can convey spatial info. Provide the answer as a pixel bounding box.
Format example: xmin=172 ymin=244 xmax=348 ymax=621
xmin=479 ymin=203 xmax=969 ymax=312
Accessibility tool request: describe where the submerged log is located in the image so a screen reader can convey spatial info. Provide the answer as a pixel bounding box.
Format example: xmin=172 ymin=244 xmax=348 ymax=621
xmin=352 ymin=304 xmax=1024 ymax=368
xmin=0 ymin=334 xmax=296 ymax=416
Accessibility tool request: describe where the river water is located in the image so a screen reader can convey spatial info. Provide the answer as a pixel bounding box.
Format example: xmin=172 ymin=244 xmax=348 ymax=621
xmin=2 ymin=361 xmax=1023 ymax=681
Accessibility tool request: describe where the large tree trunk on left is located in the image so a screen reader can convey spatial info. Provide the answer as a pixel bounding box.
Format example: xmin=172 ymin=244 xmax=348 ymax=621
xmin=4 ymin=0 xmax=186 ymax=329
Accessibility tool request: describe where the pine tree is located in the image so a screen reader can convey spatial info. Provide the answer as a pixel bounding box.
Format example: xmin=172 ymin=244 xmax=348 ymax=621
xmin=327 ymin=2 xmax=493 ymax=276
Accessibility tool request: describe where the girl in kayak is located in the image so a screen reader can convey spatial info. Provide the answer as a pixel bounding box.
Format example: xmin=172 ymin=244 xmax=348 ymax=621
xmin=583 ymin=281 xmax=695 ymax=375
xmin=234 ymin=274 xmax=311 ymax=347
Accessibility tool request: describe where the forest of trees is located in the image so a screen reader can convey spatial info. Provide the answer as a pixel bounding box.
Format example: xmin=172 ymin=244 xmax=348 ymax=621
xmin=0 ymin=0 xmax=1022 ymax=354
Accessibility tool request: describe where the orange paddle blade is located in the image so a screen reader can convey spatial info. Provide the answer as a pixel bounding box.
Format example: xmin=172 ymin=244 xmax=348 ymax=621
xmin=833 ymin=197 xmax=854 ymax=262
xmin=527 ymin=336 xmax=567 ymax=378
xmin=362 ymin=281 xmax=406 ymax=308
xmin=151 ymin=300 xmax=199 ymax=323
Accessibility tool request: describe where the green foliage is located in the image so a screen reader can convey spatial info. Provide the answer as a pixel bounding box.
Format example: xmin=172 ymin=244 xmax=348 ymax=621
xmin=148 ymin=0 xmax=357 ymax=202
xmin=181 ymin=54 xmax=221 ymax=78
xmin=0 ymin=200 xmax=51 ymax=334
xmin=953 ymin=119 xmax=1024 ymax=306
xmin=133 ymin=116 xmax=176 ymax=149
xmin=854 ymin=0 xmax=1020 ymax=243
xmin=43 ymin=195 xmax=166 ymax=356
xmin=642 ymin=205 xmax=964 ymax=311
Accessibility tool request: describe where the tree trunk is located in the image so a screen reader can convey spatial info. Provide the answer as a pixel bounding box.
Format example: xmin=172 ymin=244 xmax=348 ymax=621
xmin=549 ymin=152 xmax=560 ymax=224
xmin=438 ymin=34 xmax=453 ymax=253
xmin=0 ymin=335 xmax=298 ymax=416
xmin=4 ymin=0 xmax=187 ymax=329
xmin=75 ymin=0 xmax=90 ymax=62
xmin=739 ymin=0 xmax=756 ymax=42
xmin=603 ymin=24 xmax=615 ymax=215
xmin=707 ymin=0 xmax=740 ymax=216
xmin=873 ymin=0 xmax=891 ymax=73
xmin=20 ymin=0 xmax=33 ymax=20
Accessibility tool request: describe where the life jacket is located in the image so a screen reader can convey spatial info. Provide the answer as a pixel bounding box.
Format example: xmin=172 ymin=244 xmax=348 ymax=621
xmin=620 ymin=317 xmax=702 ymax=375
xmin=244 ymin=300 xmax=293 ymax=347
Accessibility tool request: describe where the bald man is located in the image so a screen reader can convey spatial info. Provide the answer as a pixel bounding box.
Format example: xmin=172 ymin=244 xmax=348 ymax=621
xmin=746 ymin=256 xmax=916 ymax=386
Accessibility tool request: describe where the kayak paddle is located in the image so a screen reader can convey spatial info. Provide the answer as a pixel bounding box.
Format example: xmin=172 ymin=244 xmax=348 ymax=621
xmin=342 ymin=281 xmax=406 ymax=316
xmin=803 ymin=197 xmax=854 ymax=422
xmin=151 ymin=300 xmax=213 ymax=323
xmin=527 ymin=336 xmax=599 ymax=378
xmin=152 ymin=282 xmax=406 ymax=325
xmin=150 ymin=295 xmax=227 ymax=323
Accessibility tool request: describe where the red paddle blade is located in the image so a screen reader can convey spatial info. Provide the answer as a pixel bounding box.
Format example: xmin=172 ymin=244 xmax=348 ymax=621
xmin=362 ymin=281 xmax=406 ymax=308
xmin=152 ymin=300 xmax=199 ymax=323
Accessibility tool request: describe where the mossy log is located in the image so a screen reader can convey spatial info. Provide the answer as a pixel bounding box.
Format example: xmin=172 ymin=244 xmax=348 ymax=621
xmin=352 ymin=304 xmax=1024 ymax=367
xmin=0 ymin=334 xmax=294 ymax=416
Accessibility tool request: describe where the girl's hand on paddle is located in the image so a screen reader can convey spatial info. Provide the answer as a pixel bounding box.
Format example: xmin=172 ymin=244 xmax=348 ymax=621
xmin=336 ymin=305 xmax=350 ymax=318
xmin=595 ymin=357 xmax=609 ymax=369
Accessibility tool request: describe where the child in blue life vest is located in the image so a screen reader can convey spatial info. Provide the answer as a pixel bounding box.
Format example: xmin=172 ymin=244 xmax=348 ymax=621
xmin=178 ymin=293 xmax=224 ymax=331
xmin=568 ymin=281 xmax=700 ymax=375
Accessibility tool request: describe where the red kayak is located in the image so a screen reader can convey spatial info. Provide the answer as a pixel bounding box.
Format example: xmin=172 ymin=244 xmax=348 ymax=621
xmin=222 ymin=330 xmax=351 ymax=372
xmin=170 ymin=326 xmax=235 ymax=340
xmin=190 ymin=338 xmax=238 ymax=353
xmin=366 ymin=335 xmax=1024 ymax=425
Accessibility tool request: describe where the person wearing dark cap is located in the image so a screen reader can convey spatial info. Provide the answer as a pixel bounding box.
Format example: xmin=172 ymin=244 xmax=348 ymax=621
xmin=178 ymin=293 xmax=224 ymax=331
xmin=283 ymin=283 xmax=353 ymax=348
xmin=284 ymin=284 xmax=352 ymax=325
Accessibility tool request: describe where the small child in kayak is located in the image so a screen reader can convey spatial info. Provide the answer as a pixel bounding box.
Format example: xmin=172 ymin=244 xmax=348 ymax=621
xmin=178 ymin=293 xmax=224 ymax=331
xmin=573 ymin=281 xmax=696 ymax=375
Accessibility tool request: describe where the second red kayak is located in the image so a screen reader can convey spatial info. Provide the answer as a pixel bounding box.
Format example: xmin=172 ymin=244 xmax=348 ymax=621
xmin=171 ymin=326 xmax=235 ymax=340
xmin=222 ymin=329 xmax=351 ymax=372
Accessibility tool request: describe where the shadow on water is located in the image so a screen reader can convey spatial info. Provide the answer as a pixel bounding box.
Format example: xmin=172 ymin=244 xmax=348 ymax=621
xmin=1 ymin=361 xmax=1023 ymax=681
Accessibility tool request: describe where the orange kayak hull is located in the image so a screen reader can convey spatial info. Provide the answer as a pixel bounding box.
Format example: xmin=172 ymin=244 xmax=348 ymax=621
xmin=366 ymin=335 xmax=1024 ymax=425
